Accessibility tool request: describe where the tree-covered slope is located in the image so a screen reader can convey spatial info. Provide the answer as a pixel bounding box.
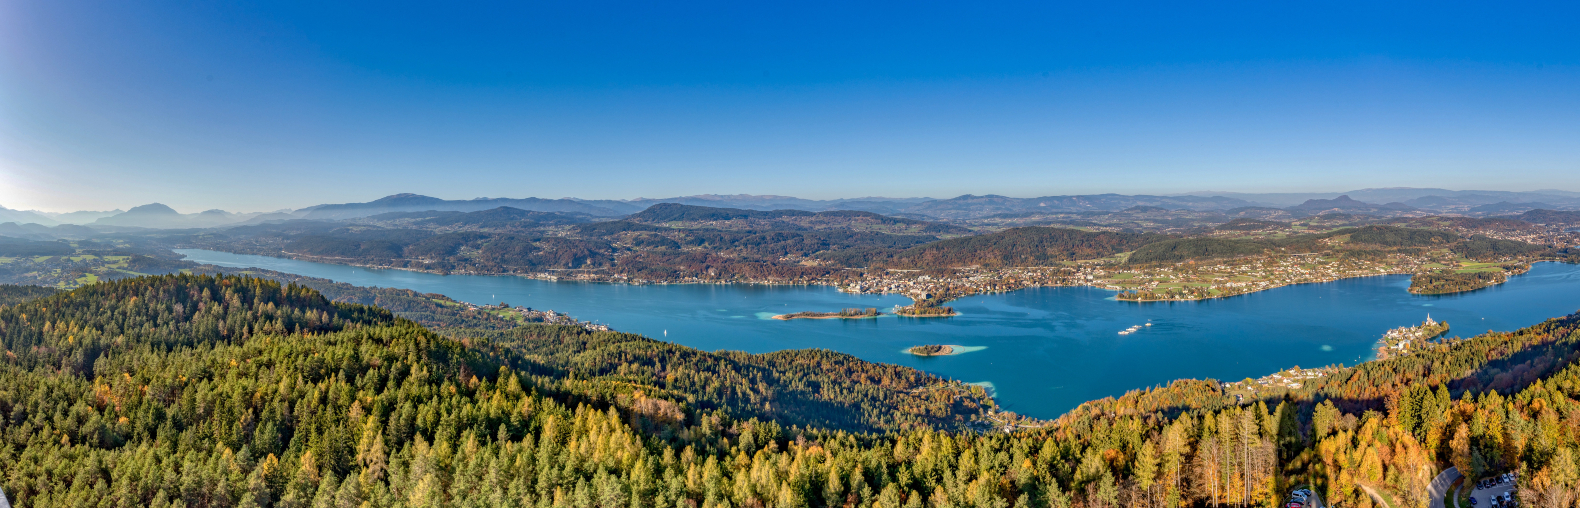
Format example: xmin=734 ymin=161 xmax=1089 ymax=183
xmin=839 ymin=227 xmax=1167 ymax=268
xmin=456 ymin=325 xmax=991 ymax=433
xmin=0 ymin=284 xmax=58 ymax=306
xmin=628 ymin=203 xmax=815 ymax=222
xmin=9 ymin=274 xmax=1580 ymax=508
xmin=0 ymin=275 xmax=993 ymax=507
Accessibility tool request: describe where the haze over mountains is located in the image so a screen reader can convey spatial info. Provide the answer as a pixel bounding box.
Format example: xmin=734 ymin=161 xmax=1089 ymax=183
xmin=4 ymin=188 xmax=1580 ymax=233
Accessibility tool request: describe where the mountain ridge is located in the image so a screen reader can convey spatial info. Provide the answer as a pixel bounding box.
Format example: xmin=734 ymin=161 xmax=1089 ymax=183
xmin=12 ymin=187 xmax=1580 ymax=231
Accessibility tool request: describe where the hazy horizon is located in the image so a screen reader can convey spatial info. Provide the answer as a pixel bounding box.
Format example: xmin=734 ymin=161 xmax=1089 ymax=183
xmin=8 ymin=186 xmax=1580 ymax=216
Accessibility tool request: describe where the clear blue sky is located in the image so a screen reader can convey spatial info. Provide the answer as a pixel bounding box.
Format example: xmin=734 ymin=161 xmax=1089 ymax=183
xmin=3 ymin=1 xmax=1578 ymax=212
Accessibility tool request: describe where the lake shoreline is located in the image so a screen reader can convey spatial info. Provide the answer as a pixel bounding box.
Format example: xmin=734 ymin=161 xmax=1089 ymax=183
xmin=174 ymin=248 xmax=1558 ymax=306
xmin=173 ymin=249 xmax=1580 ymax=419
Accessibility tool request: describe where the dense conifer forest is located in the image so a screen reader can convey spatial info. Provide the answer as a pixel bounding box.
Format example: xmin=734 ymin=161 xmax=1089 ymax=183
xmin=1408 ymin=271 xmax=1512 ymax=295
xmin=0 ymin=284 xmax=58 ymax=306
xmin=5 ymin=274 xmax=1580 ymax=507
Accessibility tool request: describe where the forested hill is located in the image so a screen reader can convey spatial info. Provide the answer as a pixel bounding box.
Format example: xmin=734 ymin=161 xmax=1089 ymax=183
xmin=833 ymin=227 xmax=1168 ymax=268
xmin=8 ymin=275 xmax=1580 ymax=507
xmin=0 ymin=284 xmax=58 ymax=306
xmin=172 ymin=265 xmax=997 ymax=433
xmin=1126 ymin=225 xmax=1545 ymax=265
xmin=629 ymin=203 xmax=817 ymax=222
xmin=1512 ymin=208 xmax=1580 ymax=226
xmin=409 ymin=207 xmax=591 ymax=229
xmin=626 ymin=203 xmax=970 ymax=235
xmin=0 ymin=275 xmax=989 ymax=506
xmin=453 ymin=325 xmax=992 ymax=433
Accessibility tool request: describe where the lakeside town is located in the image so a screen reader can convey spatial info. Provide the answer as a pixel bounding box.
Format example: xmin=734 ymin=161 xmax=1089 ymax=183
xmin=464 ymin=301 xmax=614 ymax=331
xmin=1374 ymin=316 xmax=1452 ymax=360
xmin=830 ymin=249 xmax=1539 ymax=306
xmin=1226 ymin=365 xmax=1345 ymax=401
xmin=520 ymin=249 xmax=1541 ymax=310
xmin=516 ymin=218 xmax=1580 ymax=308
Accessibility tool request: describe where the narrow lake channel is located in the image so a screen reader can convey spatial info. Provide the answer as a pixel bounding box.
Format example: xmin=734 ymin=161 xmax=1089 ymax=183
xmin=176 ymin=249 xmax=1580 ymax=418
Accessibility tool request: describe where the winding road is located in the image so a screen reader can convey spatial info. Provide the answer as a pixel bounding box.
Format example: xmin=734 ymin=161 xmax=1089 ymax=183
xmin=1428 ymin=467 xmax=1462 ymax=508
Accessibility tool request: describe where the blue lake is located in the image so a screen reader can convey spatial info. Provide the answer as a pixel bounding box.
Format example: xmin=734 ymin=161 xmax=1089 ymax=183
xmin=176 ymin=249 xmax=1580 ymax=419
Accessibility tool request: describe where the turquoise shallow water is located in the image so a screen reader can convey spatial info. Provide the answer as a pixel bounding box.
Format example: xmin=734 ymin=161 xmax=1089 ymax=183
xmin=176 ymin=249 xmax=1580 ymax=418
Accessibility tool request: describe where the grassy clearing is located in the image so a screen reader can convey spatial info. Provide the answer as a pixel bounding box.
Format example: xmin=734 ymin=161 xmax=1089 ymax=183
xmin=1455 ymin=261 xmax=1507 ymax=273
xmin=1442 ymin=477 xmax=1460 ymax=508
xmin=1371 ymin=487 xmax=1400 ymax=508
xmin=490 ymin=310 xmax=532 ymax=324
xmin=1090 ymin=252 xmax=1131 ymax=264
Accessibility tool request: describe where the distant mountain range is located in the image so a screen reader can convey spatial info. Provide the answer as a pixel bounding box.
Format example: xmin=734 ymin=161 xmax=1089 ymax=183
xmin=1181 ymin=187 xmax=1580 ymax=208
xmin=298 ymin=194 xmax=629 ymax=219
xmin=297 ymin=193 xmax=938 ymax=219
xmin=39 ymin=209 xmax=124 ymax=224
xmin=1283 ymin=195 xmax=1417 ymax=215
xmin=0 ymin=222 xmax=96 ymax=241
xmin=3 ymin=188 xmax=1578 ymax=233
xmin=89 ymin=203 xmax=266 ymax=229
xmin=0 ymin=206 xmax=61 ymax=226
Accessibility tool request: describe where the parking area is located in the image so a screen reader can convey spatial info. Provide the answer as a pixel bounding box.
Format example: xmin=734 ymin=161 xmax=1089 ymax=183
xmin=1285 ymin=486 xmax=1322 ymax=508
xmin=1466 ymin=473 xmax=1518 ymax=508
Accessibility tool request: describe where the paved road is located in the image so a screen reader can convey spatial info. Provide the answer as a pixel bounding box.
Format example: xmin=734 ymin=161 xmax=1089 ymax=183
xmin=1429 ymin=467 xmax=1462 ymax=508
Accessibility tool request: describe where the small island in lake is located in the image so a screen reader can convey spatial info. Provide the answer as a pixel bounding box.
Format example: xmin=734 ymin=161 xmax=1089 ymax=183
xmin=895 ymin=293 xmax=957 ymax=317
xmin=774 ymin=307 xmax=881 ymax=320
xmin=908 ymin=344 xmax=956 ymax=356
xmin=895 ymin=305 xmax=957 ymax=317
